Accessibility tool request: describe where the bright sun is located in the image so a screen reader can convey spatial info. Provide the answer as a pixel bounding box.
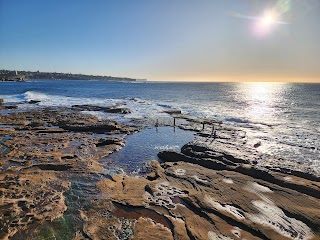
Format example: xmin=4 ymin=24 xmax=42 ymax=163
xmin=260 ymin=11 xmax=277 ymax=27
xmin=254 ymin=9 xmax=281 ymax=35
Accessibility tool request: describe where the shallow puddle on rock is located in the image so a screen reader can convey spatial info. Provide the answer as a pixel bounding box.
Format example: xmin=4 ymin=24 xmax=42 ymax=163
xmin=112 ymin=202 xmax=173 ymax=230
xmin=171 ymin=196 xmax=189 ymax=208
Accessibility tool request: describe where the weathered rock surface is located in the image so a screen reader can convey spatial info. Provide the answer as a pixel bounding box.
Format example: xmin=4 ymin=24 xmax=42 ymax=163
xmin=0 ymin=108 xmax=137 ymax=239
xmin=0 ymin=171 xmax=69 ymax=239
xmin=87 ymin=146 xmax=320 ymax=240
xmin=1 ymin=109 xmax=135 ymax=134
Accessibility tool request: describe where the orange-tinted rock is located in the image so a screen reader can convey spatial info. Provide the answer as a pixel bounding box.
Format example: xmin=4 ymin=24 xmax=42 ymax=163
xmin=133 ymin=217 xmax=174 ymax=240
xmin=0 ymin=108 xmax=134 ymax=239
xmin=92 ymin=158 xmax=320 ymax=240
xmin=0 ymin=171 xmax=69 ymax=239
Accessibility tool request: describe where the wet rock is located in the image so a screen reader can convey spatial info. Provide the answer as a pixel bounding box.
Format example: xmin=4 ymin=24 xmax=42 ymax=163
xmin=96 ymin=137 xmax=125 ymax=147
xmin=158 ymin=151 xmax=229 ymax=170
xmin=59 ymin=120 xmax=134 ymax=134
xmin=164 ymin=109 xmax=182 ymax=115
xmin=31 ymin=164 xmax=73 ymax=171
xmin=4 ymin=105 xmax=18 ymax=110
xmin=181 ymin=142 xmax=250 ymax=164
xmin=106 ymin=107 xmax=131 ymax=114
xmin=28 ymin=100 xmax=41 ymax=104
xmin=72 ymin=104 xmax=131 ymax=114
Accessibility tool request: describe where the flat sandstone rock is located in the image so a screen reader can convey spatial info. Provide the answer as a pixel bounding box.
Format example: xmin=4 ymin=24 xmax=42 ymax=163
xmin=89 ymin=157 xmax=320 ymax=240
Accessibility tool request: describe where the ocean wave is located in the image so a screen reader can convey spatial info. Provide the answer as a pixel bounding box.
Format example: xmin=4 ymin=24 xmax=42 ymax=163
xmin=157 ymin=103 xmax=173 ymax=108
xmin=1 ymin=91 xmax=179 ymax=121
xmin=225 ymin=117 xmax=250 ymax=124
xmin=22 ymin=91 xmax=49 ymax=101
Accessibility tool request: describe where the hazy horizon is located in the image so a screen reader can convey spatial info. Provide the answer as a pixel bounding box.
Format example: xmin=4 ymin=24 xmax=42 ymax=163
xmin=1 ymin=0 xmax=319 ymax=82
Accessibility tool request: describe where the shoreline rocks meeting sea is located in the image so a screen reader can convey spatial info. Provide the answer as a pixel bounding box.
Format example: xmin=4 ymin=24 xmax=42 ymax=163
xmin=0 ymin=98 xmax=319 ymax=240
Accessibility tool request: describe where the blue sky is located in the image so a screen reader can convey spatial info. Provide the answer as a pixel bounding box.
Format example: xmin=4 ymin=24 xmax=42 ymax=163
xmin=0 ymin=0 xmax=319 ymax=81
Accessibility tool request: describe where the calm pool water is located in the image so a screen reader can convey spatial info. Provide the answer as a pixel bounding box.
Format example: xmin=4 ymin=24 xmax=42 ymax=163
xmin=102 ymin=126 xmax=195 ymax=174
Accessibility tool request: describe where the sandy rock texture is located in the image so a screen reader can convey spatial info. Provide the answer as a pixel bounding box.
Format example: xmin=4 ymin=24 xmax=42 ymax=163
xmin=84 ymin=135 xmax=320 ymax=240
xmin=0 ymin=107 xmax=136 ymax=239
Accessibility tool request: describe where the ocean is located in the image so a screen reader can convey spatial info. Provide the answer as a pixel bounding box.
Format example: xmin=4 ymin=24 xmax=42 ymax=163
xmin=0 ymin=80 xmax=319 ymax=175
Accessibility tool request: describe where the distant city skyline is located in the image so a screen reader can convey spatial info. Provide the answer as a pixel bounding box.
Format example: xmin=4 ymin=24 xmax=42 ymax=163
xmin=1 ymin=0 xmax=319 ymax=82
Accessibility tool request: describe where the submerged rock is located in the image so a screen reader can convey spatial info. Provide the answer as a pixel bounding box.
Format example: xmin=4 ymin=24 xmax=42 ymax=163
xmin=72 ymin=104 xmax=131 ymax=114
xmin=28 ymin=100 xmax=41 ymax=104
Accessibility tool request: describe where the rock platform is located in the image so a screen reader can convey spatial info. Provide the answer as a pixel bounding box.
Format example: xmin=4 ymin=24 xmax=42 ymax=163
xmin=0 ymin=101 xmax=319 ymax=240
xmin=83 ymin=124 xmax=320 ymax=240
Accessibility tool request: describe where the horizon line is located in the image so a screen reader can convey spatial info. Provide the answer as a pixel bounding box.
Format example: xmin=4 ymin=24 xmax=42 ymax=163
xmin=1 ymin=68 xmax=319 ymax=83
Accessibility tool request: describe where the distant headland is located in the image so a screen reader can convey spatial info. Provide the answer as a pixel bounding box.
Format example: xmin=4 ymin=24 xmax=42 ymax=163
xmin=0 ymin=69 xmax=144 ymax=82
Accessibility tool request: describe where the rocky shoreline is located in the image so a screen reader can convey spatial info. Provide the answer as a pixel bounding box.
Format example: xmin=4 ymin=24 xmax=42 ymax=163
xmin=0 ymin=70 xmax=141 ymax=82
xmin=0 ymin=99 xmax=319 ymax=239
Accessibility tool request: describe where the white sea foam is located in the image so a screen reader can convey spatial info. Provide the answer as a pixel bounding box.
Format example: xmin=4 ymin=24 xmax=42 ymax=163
xmin=23 ymin=91 xmax=49 ymax=101
xmin=81 ymin=111 xmax=108 ymax=120
xmin=0 ymin=84 xmax=319 ymax=177
xmin=0 ymin=91 xmax=177 ymax=122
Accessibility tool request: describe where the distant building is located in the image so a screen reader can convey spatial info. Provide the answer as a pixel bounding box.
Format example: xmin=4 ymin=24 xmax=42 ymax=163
xmin=0 ymin=70 xmax=26 ymax=82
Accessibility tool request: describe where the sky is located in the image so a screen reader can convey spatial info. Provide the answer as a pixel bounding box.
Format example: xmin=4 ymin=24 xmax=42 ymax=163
xmin=0 ymin=0 xmax=319 ymax=82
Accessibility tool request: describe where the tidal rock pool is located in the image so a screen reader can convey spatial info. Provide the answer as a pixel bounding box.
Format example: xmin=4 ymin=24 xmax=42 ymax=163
xmin=102 ymin=126 xmax=195 ymax=174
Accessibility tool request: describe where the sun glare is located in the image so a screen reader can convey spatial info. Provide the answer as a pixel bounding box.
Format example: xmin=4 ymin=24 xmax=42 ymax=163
xmin=240 ymin=82 xmax=286 ymax=119
xmin=254 ymin=9 xmax=280 ymax=36
xmin=260 ymin=11 xmax=277 ymax=27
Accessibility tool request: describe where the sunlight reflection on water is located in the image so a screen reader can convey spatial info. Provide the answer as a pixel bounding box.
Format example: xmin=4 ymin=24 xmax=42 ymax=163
xmin=237 ymin=82 xmax=288 ymax=122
